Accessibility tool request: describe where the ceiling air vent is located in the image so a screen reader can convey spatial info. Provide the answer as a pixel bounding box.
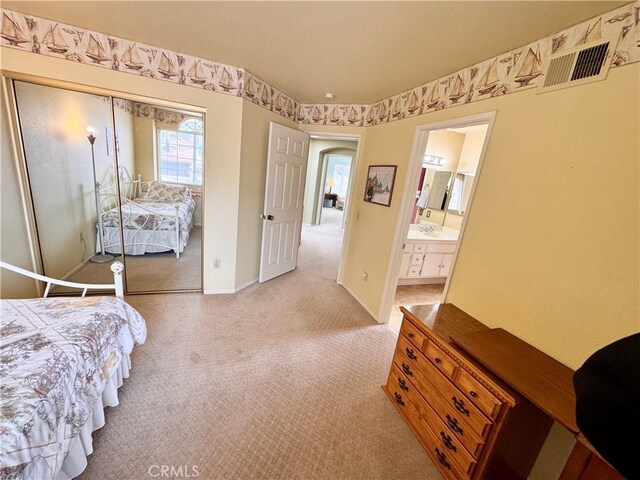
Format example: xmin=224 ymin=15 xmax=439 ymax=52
xmin=538 ymin=34 xmax=619 ymax=94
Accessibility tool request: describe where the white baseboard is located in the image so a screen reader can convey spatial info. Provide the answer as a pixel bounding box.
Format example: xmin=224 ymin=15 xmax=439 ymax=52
xmin=235 ymin=278 xmax=258 ymax=292
xmin=339 ymin=281 xmax=383 ymax=324
xmin=61 ymin=257 xmax=92 ymax=281
xmin=203 ymin=277 xmax=258 ymax=295
xmin=397 ymin=277 xmax=446 ymax=286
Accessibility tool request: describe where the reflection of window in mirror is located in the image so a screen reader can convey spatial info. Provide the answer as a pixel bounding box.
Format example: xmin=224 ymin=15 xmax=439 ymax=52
xmin=157 ymin=117 xmax=203 ymax=185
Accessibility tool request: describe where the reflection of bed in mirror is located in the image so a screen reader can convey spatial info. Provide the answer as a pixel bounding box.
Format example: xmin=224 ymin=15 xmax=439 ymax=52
xmin=97 ymin=166 xmax=195 ymax=258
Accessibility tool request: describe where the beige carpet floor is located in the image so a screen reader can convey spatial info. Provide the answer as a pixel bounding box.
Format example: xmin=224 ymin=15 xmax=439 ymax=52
xmin=62 ymin=226 xmax=202 ymax=293
xmin=77 ymin=208 xmax=441 ymax=480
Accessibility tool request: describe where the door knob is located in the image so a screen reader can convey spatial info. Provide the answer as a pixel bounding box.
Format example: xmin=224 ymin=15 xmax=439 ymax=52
xmin=261 ymin=214 xmax=274 ymax=220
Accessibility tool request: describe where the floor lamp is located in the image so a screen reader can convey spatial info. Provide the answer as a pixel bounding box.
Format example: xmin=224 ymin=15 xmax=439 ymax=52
xmin=87 ymin=127 xmax=114 ymax=263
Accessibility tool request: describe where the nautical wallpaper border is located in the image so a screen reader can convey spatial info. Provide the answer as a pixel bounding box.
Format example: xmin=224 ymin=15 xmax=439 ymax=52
xmin=1 ymin=2 xmax=638 ymax=127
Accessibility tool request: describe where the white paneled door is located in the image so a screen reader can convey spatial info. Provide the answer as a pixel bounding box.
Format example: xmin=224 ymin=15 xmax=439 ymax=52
xmin=259 ymin=123 xmax=309 ymax=283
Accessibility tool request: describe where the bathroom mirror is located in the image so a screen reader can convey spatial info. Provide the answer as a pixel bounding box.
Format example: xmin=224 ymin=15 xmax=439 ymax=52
xmin=426 ymin=170 xmax=453 ymax=211
xmin=447 ymin=172 xmax=475 ymax=216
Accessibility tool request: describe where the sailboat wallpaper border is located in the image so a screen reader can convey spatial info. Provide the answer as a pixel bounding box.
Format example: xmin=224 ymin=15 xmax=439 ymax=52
xmin=1 ymin=2 xmax=638 ymax=127
xmin=0 ymin=8 xmax=244 ymax=96
xmin=298 ymin=0 xmax=639 ymax=126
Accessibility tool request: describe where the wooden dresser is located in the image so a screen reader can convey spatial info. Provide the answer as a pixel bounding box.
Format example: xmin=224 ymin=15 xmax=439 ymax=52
xmin=384 ymin=304 xmax=553 ymax=479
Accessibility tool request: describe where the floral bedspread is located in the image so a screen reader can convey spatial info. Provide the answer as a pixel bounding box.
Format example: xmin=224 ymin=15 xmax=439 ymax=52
xmin=0 ymin=296 xmax=147 ymax=480
xmin=101 ymin=197 xmax=195 ymax=233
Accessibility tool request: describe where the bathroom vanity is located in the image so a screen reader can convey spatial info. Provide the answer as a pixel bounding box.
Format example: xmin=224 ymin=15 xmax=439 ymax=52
xmin=399 ymin=225 xmax=459 ymax=284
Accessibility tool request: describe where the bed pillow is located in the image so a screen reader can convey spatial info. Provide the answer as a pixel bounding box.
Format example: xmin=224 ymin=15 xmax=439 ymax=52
xmin=144 ymin=181 xmax=192 ymax=203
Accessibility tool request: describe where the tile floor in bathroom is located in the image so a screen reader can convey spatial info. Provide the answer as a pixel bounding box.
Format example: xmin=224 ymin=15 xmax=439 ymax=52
xmin=388 ymin=283 xmax=445 ymax=334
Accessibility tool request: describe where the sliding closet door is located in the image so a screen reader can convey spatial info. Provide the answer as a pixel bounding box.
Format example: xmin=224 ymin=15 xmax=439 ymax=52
xmin=112 ymin=98 xmax=202 ymax=292
xmin=13 ymin=81 xmax=122 ymax=293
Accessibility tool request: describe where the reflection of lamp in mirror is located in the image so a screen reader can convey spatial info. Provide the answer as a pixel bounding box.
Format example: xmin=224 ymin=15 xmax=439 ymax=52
xmin=87 ymin=126 xmax=114 ymax=263
xmin=326 ymin=178 xmax=335 ymax=194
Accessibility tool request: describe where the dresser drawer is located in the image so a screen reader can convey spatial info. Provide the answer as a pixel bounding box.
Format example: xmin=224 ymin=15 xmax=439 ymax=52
xmin=455 ymin=369 xmax=504 ymax=421
xmin=395 ymin=335 xmax=431 ymax=377
xmin=418 ymin=392 xmax=478 ymax=477
xmin=393 ymin=338 xmax=487 ymax=458
xmin=417 ymin=350 xmax=494 ymax=442
xmin=403 ymin=242 xmax=414 ymax=253
xmin=424 ymin=340 xmax=458 ymax=380
xmin=400 ymin=318 xmax=426 ymax=350
xmin=386 ymin=367 xmax=470 ymax=480
xmin=418 ymin=375 xmax=486 ymax=459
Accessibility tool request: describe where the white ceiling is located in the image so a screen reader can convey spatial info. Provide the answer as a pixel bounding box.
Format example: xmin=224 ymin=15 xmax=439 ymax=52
xmin=3 ymin=1 xmax=627 ymax=104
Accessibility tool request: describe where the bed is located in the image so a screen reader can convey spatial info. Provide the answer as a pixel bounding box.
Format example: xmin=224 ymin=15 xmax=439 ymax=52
xmin=98 ymin=167 xmax=196 ymax=258
xmin=0 ymin=262 xmax=146 ymax=480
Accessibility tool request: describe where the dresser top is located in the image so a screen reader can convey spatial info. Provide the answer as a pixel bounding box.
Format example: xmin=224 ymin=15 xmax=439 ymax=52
xmin=451 ymin=327 xmax=579 ymax=434
xmin=401 ymin=303 xmax=489 ymax=343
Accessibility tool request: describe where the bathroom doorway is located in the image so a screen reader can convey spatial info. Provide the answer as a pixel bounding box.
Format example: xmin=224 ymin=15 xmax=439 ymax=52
xmin=381 ymin=113 xmax=496 ymax=333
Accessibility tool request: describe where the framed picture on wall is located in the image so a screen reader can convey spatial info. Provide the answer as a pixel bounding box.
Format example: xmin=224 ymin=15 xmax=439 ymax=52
xmin=364 ymin=165 xmax=397 ymax=207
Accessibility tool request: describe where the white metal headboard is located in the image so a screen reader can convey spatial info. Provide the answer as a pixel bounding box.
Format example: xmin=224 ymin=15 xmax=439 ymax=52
xmin=0 ymin=261 xmax=124 ymax=298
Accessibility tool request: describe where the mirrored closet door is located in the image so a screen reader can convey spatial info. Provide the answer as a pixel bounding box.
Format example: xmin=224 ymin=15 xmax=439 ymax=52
xmin=111 ymin=98 xmax=202 ymax=292
xmin=12 ymin=80 xmax=203 ymax=294
xmin=14 ymin=80 xmax=123 ymax=293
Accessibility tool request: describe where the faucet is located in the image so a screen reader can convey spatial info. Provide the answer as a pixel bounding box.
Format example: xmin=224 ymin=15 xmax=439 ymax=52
xmin=420 ymin=225 xmax=436 ymax=234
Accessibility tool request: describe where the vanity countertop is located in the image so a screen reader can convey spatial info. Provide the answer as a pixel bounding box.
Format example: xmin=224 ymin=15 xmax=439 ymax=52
xmin=407 ymin=225 xmax=459 ymax=242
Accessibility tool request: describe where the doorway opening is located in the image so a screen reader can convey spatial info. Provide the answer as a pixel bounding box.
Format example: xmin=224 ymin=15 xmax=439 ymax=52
xmin=302 ymin=133 xmax=361 ymax=281
xmin=380 ymin=113 xmax=496 ymax=333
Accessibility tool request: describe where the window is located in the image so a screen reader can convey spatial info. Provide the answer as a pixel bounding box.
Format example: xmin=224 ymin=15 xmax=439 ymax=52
xmin=158 ymin=118 xmax=203 ymax=185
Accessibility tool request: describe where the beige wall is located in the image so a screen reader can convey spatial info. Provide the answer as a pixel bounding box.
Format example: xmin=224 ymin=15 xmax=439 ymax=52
xmin=457 ymin=127 xmax=486 ymax=173
xmin=303 ymin=140 xmax=357 ymax=225
xmin=1 ymin=47 xmax=243 ymax=293
xmin=132 ymin=115 xmax=155 ymax=182
xmin=236 ymin=100 xmax=298 ymax=289
xmin=340 ymin=64 xmax=639 ymax=368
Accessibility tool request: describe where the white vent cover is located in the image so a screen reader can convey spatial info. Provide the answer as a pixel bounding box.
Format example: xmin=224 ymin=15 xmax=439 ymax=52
xmin=537 ymin=34 xmax=619 ymax=94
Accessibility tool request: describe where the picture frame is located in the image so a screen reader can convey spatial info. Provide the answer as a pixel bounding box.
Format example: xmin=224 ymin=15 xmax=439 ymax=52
xmin=364 ymin=165 xmax=397 ymax=207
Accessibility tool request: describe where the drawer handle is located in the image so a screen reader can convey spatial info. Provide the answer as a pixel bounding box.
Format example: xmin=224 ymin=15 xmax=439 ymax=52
xmin=440 ymin=431 xmax=457 ymax=452
xmin=401 ymin=363 xmax=413 ymax=377
xmin=405 ymin=347 xmax=418 ymax=361
xmin=434 ymin=357 xmax=442 ymax=364
xmin=469 ymin=390 xmax=478 ymax=397
xmin=397 ymin=378 xmax=409 ymax=391
xmin=407 ymin=332 xmax=415 ymax=338
xmin=452 ymin=396 xmax=470 ymax=416
xmin=393 ymin=392 xmax=405 ymax=406
xmin=435 ymin=448 xmax=451 ymax=470
xmin=446 ymin=414 xmax=463 ymax=435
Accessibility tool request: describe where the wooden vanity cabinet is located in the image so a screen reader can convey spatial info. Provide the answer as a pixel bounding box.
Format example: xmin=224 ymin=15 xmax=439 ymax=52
xmin=384 ymin=304 xmax=553 ymax=479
